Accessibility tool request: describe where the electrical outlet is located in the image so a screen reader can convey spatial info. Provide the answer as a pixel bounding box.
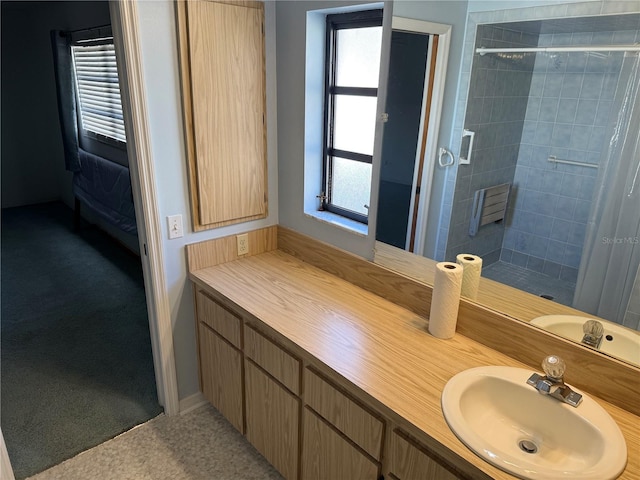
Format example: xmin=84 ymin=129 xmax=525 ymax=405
xmin=167 ymin=214 xmax=184 ymax=239
xmin=237 ymin=233 xmax=249 ymax=255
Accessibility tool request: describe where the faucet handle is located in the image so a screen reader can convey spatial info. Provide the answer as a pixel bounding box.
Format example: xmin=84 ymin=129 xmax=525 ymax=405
xmin=542 ymin=355 xmax=566 ymax=382
xmin=583 ymin=319 xmax=604 ymax=337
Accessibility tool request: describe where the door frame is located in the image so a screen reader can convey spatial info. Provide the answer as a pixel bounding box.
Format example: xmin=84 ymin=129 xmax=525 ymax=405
xmin=109 ymin=0 xmax=180 ymax=415
xmin=2 ymin=5 xmax=180 ymax=477
xmin=391 ymin=17 xmax=451 ymax=256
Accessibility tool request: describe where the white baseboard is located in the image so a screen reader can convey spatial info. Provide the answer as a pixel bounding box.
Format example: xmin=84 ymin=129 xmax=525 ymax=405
xmin=179 ymin=392 xmax=207 ymax=415
xmin=1 ymin=428 xmax=15 ymax=480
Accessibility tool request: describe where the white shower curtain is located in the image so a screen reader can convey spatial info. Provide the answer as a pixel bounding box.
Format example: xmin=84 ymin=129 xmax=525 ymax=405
xmin=573 ymin=52 xmax=640 ymax=327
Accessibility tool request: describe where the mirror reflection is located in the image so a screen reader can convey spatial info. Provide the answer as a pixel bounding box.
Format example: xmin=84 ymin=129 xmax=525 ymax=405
xmin=374 ymin=2 xmax=640 ymax=366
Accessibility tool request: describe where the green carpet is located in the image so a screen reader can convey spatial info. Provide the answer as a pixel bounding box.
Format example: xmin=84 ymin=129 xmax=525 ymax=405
xmin=1 ymin=202 xmax=162 ymax=479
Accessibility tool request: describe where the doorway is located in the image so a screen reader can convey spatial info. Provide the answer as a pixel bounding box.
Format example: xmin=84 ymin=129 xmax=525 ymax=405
xmin=0 ymin=2 xmax=162 ymax=478
xmin=375 ymin=17 xmax=451 ymax=254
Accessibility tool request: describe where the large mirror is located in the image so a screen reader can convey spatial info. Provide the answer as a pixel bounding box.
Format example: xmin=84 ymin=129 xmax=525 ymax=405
xmin=372 ymin=1 xmax=640 ymax=367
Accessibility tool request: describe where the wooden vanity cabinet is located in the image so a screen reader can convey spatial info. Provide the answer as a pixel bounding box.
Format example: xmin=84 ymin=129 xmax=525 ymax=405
xmin=244 ymin=325 xmax=300 ymax=395
xmin=245 ymin=360 xmax=300 ymax=480
xmin=177 ymin=0 xmax=268 ymax=231
xmin=194 ymin=285 xmax=481 ymax=480
xmin=301 ymin=368 xmax=382 ymax=480
xmin=301 ymin=407 xmax=379 ymax=480
xmin=197 ymin=324 xmax=244 ymax=433
xmin=243 ymin=327 xmax=301 ymax=480
xmin=388 ymin=430 xmax=466 ymax=480
xmin=195 ymin=290 xmax=244 ymax=433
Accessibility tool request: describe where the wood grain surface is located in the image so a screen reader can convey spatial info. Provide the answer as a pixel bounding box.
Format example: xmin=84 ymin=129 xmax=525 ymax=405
xmin=186 ymin=225 xmax=277 ymax=271
xmin=189 ymin=249 xmax=640 ymax=479
xmin=305 ymin=368 xmax=384 ymax=460
xmin=374 ymin=240 xmax=614 ymax=322
xmin=245 ymin=324 xmax=301 ymax=395
xmin=196 ymin=289 xmax=242 ymax=348
xmin=178 ymin=0 xmax=267 ymax=230
xmin=198 ymin=323 xmax=244 ymax=432
xmin=245 ymin=359 xmax=299 ymax=479
xmin=301 ymin=407 xmax=379 ymax=480
xmin=389 ymin=430 xmax=468 ymax=480
xmin=278 ymin=227 xmax=431 ymax=317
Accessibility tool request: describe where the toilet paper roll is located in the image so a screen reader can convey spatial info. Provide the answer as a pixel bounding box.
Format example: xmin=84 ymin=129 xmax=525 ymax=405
xmin=428 ymin=262 xmax=463 ymax=339
xmin=456 ymin=253 xmax=483 ymax=300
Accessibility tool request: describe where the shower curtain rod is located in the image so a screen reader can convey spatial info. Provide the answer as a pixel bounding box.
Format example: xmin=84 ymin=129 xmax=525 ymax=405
xmin=476 ymin=44 xmax=640 ymax=55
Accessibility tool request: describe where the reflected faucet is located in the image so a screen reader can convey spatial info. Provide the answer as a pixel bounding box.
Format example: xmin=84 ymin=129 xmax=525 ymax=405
xmin=582 ymin=319 xmax=604 ymax=349
xmin=527 ymin=355 xmax=583 ymax=407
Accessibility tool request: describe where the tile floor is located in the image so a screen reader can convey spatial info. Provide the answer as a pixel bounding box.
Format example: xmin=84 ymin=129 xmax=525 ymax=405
xmin=483 ymin=261 xmax=576 ymax=307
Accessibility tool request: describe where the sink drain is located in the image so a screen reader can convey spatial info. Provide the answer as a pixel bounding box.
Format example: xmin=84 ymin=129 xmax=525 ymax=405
xmin=518 ymin=439 xmax=538 ymax=454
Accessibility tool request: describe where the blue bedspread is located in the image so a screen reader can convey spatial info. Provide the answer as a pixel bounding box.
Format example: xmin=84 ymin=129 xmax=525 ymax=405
xmin=73 ymin=149 xmax=137 ymax=235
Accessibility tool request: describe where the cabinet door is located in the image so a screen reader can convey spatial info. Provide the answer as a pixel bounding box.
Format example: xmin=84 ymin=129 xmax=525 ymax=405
xmin=178 ymin=0 xmax=267 ymax=230
xmin=198 ymin=323 xmax=244 ymax=433
xmin=245 ymin=325 xmax=300 ymax=394
xmin=301 ymin=408 xmax=379 ymax=480
xmin=196 ymin=290 xmax=242 ymax=348
xmin=245 ymin=360 xmax=299 ymax=480
xmin=389 ymin=431 xmax=463 ymax=480
xmin=304 ymin=368 xmax=383 ymax=460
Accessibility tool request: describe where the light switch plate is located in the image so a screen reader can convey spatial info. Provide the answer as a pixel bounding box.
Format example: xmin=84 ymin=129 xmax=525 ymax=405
xmin=167 ymin=215 xmax=184 ymax=239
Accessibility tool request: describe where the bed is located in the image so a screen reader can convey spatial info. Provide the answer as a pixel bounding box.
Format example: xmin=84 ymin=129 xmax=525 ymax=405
xmin=73 ymin=148 xmax=137 ymax=235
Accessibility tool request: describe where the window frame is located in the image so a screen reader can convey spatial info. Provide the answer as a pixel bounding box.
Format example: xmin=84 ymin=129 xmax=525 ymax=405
xmin=322 ymin=9 xmax=383 ymax=225
xmin=71 ymin=36 xmax=127 ymax=149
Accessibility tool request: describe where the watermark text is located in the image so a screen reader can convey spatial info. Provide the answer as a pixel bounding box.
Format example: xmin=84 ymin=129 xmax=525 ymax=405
xmin=602 ymin=236 xmax=639 ymax=245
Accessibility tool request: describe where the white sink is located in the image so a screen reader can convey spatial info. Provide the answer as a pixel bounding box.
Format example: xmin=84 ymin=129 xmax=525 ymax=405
xmin=441 ymin=366 xmax=627 ymax=480
xmin=531 ymin=315 xmax=640 ymax=366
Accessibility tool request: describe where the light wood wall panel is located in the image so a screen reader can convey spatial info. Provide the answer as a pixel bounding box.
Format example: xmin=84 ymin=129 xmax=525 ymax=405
xmin=278 ymin=227 xmax=431 ymax=317
xmin=186 ymin=225 xmax=277 ymax=271
xmin=374 ymin=241 xmax=597 ymax=322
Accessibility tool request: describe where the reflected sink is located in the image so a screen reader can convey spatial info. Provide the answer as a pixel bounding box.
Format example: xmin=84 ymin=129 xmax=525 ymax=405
xmin=531 ymin=315 xmax=640 ymax=365
xmin=441 ymin=366 xmax=627 ymax=480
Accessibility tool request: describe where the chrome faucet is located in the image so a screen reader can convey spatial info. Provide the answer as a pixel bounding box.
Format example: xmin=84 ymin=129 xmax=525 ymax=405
xmin=581 ymin=319 xmax=604 ymax=349
xmin=527 ymin=355 xmax=583 ymax=407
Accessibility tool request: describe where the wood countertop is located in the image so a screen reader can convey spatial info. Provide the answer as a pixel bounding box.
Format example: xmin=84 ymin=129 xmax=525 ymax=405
xmin=190 ymin=249 xmax=640 ymax=480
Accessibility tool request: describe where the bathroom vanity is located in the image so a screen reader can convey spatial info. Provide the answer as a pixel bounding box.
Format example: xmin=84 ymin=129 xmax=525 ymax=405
xmin=187 ymin=226 xmax=640 ymax=479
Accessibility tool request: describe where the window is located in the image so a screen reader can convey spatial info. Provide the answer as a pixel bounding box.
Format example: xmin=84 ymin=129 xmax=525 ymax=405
xmin=322 ymin=10 xmax=383 ymax=224
xmin=71 ymin=40 xmax=126 ymax=145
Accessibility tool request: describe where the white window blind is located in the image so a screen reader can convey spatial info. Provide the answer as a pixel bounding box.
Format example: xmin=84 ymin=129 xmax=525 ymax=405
xmin=71 ymin=43 xmax=126 ymax=143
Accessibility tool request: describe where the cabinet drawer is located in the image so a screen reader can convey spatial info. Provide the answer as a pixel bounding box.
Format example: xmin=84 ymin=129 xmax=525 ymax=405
xmin=244 ymin=325 xmax=300 ymax=394
xmin=245 ymin=360 xmax=299 ymax=480
xmin=196 ymin=290 xmax=241 ymax=348
xmin=389 ymin=430 xmax=462 ymax=480
xmin=302 ymin=408 xmax=379 ymax=480
xmin=305 ymin=369 xmax=383 ymax=460
xmin=198 ymin=323 xmax=244 ymax=433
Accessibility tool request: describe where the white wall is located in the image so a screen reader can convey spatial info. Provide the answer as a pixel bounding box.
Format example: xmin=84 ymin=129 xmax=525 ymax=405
xmin=1 ymin=1 xmax=111 ymax=208
xmin=135 ymin=0 xmax=279 ymax=400
xmin=276 ymin=0 xmax=385 ymax=259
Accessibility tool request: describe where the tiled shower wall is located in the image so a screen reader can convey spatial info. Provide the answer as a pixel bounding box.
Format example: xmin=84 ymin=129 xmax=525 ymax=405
xmin=501 ymin=28 xmax=640 ymax=284
xmin=445 ymin=25 xmax=537 ymax=264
